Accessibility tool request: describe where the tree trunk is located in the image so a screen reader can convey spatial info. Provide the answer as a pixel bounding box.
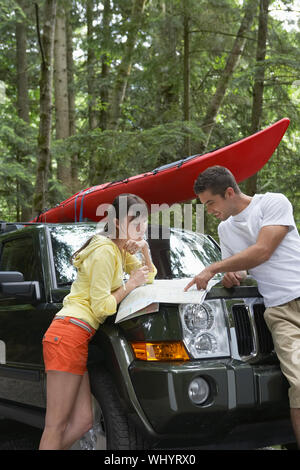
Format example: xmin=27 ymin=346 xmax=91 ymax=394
xmin=16 ymin=1 xmax=29 ymax=123
xmin=33 ymin=0 xmax=57 ymax=217
xmin=183 ymin=0 xmax=191 ymax=156
xmin=245 ymin=0 xmax=269 ymax=196
xmin=200 ymin=0 xmax=257 ymax=151
xmin=66 ymin=5 xmax=80 ymax=193
xmin=87 ymin=0 xmax=98 ymax=131
xmin=86 ymin=0 xmax=99 ymax=184
xmin=159 ymin=1 xmax=178 ymax=119
xmin=108 ymin=0 xmax=147 ymax=129
xmin=54 ymin=5 xmax=72 ymax=191
xmin=15 ymin=0 xmax=32 ymax=221
xmin=99 ymin=0 xmax=112 ymax=132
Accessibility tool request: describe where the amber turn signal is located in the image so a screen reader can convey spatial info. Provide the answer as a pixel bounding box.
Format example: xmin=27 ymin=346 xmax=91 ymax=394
xmin=131 ymin=341 xmax=190 ymax=361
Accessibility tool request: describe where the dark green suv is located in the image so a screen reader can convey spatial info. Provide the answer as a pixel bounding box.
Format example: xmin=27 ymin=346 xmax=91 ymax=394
xmin=0 ymin=222 xmax=295 ymax=449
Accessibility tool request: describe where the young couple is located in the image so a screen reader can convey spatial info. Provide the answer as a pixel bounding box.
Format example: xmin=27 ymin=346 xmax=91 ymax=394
xmin=40 ymin=167 xmax=300 ymax=449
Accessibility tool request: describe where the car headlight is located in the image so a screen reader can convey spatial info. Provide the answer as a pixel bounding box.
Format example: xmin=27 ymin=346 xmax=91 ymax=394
xmin=179 ymin=300 xmax=230 ymax=358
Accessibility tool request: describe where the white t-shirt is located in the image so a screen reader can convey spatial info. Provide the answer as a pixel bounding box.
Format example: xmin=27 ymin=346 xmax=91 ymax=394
xmin=218 ymin=192 xmax=300 ymax=307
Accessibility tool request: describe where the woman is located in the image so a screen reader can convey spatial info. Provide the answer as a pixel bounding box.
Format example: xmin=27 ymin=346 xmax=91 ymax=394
xmin=39 ymin=194 xmax=156 ymax=450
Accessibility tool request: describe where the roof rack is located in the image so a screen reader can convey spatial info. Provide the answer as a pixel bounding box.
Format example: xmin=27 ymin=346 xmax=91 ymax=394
xmin=0 ymin=221 xmax=25 ymax=234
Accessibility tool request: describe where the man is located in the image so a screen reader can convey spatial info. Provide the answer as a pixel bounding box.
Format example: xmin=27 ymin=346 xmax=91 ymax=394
xmin=184 ymin=165 xmax=300 ymax=447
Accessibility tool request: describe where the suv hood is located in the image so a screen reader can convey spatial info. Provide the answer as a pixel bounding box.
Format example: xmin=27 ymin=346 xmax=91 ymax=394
xmin=115 ymin=277 xmax=261 ymax=323
xmin=115 ymin=277 xmax=220 ymax=323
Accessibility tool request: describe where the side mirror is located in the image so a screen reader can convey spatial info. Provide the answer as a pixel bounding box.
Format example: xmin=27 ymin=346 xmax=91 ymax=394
xmin=0 ymin=271 xmax=41 ymax=302
xmin=0 ymin=271 xmax=24 ymax=283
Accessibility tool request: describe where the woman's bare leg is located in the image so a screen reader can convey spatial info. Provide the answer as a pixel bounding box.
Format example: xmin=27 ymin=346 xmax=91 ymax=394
xmin=61 ymin=372 xmax=94 ymax=449
xmin=39 ymin=370 xmax=83 ymax=450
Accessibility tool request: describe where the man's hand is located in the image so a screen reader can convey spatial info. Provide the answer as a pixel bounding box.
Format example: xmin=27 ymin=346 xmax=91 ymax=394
xmin=184 ymin=226 xmax=289 ymax=293
xmin=222 ymin=270 xmax=247 ymax=288
xmin=184 ymin=267 xmax=215 ymax=291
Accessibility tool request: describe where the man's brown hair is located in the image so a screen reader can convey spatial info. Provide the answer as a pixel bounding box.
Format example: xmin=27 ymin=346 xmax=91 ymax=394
xmin=194 ymin=165 xmax=240 ymax=197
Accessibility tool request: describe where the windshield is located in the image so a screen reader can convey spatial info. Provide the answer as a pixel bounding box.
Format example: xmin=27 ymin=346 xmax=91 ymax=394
xmin=148 ymin=227 xmax=222 ymax=280
xmin=49 ymin=224 xmax=222 ymax=286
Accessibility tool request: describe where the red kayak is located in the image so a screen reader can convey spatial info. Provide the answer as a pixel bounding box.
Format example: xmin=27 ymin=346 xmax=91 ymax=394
xmin=31 ymin=118 xmax=290 ymax=223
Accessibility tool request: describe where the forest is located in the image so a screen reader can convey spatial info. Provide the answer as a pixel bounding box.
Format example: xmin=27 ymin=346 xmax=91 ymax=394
xmin=0 ymin=0 xmax=299 ymax=239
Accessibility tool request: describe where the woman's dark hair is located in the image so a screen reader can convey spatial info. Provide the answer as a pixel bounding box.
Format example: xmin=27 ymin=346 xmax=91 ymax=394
xmin=71 ymin=193 xmax=148 ymax=263
xmin=194 ymin=165 xmax=240 ymax=197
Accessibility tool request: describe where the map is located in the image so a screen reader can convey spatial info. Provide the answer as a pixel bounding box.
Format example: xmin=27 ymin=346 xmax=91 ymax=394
xmin=115 ymin=277 xmax=220 ymax=323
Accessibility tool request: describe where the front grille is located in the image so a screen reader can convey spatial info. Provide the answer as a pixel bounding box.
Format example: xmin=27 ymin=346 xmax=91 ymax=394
xmin=232 ymin=305 xmax=254 ymax=356
xmin=253 ymin=303 xmax=274 ymax=353
xmin=232 ymin=303 xmax=274 ymax=357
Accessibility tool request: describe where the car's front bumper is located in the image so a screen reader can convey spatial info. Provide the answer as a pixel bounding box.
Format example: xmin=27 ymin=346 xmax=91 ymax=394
xmin=128 ymin=358 xmax=293 ymax=448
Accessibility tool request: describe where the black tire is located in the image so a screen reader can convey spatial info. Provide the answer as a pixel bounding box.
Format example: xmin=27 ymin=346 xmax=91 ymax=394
xmin=89 ymin=364 xmax=149 ymax=450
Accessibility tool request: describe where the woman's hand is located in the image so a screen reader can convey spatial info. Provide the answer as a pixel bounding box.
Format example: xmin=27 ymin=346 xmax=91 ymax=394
xmin=128 ymin=266 xmax=149 ymax=288
xmin=112 ymin=266 xmax=149 ymax=305
xmin=125 ymin=239 xmax=154 ymax=275
xmin=124 ymin=239 xmax=147 ymax=255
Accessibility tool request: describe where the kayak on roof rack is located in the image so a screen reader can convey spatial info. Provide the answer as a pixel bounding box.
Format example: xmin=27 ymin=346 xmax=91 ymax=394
xmin=30 ymin=118 xmax=290 ymax=223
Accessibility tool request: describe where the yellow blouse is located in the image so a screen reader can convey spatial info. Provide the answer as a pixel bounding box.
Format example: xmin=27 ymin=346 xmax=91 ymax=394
xmin=56 ymin=235 xmax=157 ymax=330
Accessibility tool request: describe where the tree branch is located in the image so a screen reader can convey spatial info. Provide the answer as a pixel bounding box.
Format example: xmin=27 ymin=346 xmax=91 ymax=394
xmin=35 ymin=3 xmax=46 ymax=66
xmin=190 ymin=28 xmax=256 ymax=41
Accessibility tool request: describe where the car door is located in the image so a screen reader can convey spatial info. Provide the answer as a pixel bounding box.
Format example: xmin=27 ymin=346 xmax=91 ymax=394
xmin=0 ymin=231 xmax=47 ymax=408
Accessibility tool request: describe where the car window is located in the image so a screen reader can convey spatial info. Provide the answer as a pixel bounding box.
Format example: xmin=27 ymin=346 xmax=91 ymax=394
xmin=49 ymin=224 xmax=99 ymax=285
xmin=50 ymin=224 xmax=222 ymax=285
xmin=0 ymin=236 xmax=41 ymax=281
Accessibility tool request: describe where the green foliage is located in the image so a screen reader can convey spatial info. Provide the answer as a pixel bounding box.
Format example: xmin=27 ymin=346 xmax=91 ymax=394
xmin=0 ymin=0 xmax=23 ymax=30
xmin=52 ymin=121 xmax=206 ymax=189
xmin=0 ymin=101 xmax=37 ymax=220
xmin=0 ymin=0 xmax=299 ymax=236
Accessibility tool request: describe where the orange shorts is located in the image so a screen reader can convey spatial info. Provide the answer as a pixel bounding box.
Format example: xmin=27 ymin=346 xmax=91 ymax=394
xmin=42 ymin=317 xmax=96 ymax=375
